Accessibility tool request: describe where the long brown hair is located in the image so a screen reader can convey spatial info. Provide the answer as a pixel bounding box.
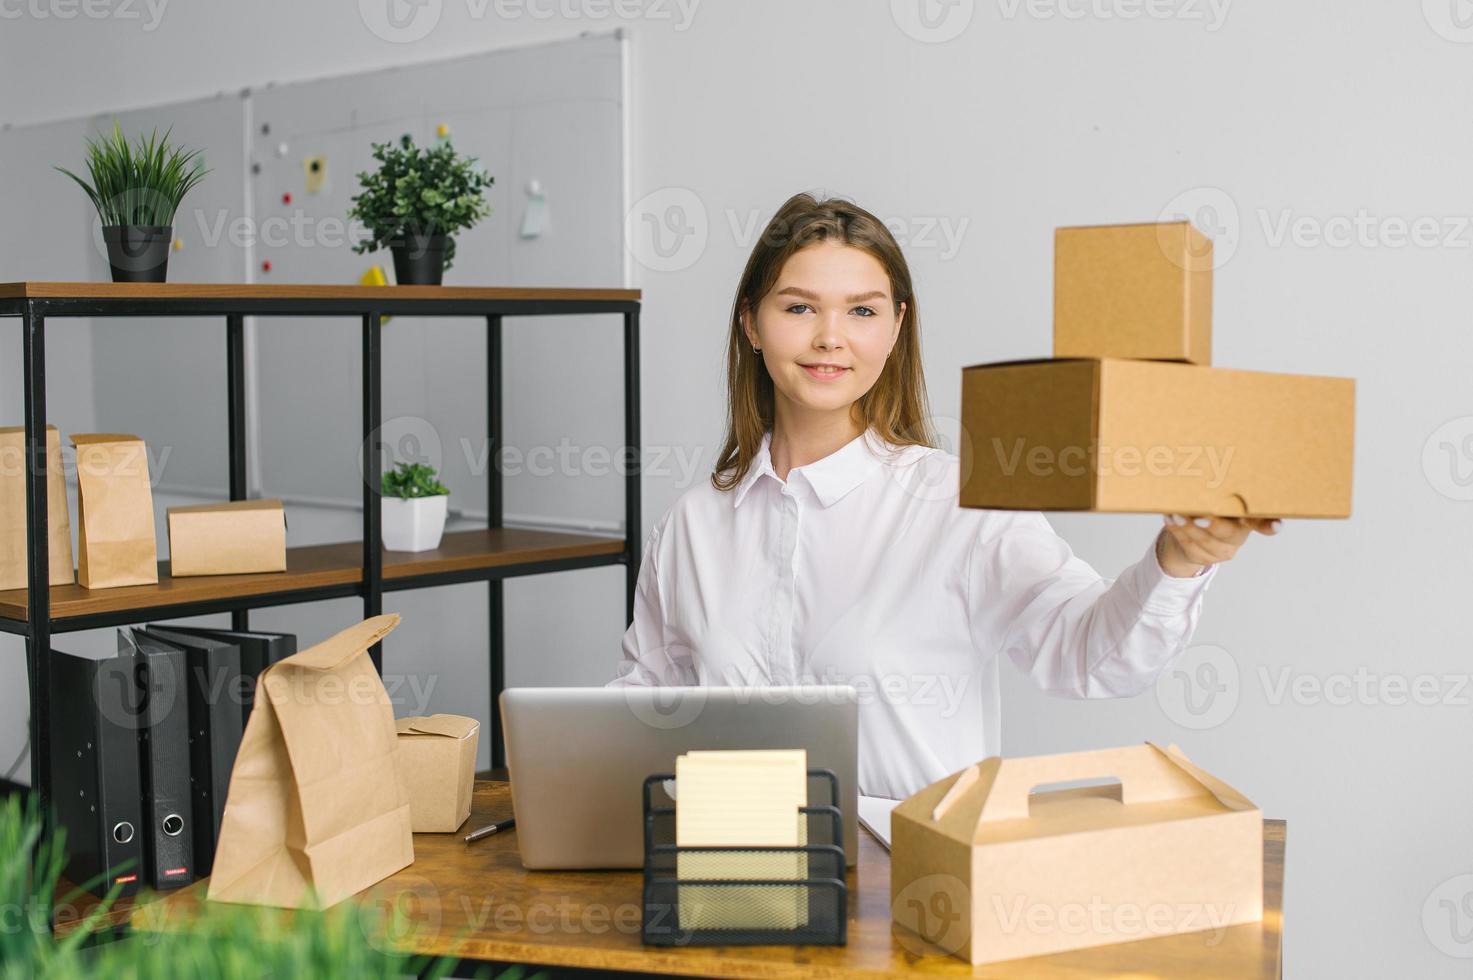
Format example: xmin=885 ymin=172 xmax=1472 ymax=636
xmin=711 ymin=192 xmax=936 ymax=492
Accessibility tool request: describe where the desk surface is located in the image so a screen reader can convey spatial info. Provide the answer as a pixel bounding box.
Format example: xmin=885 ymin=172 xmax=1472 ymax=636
xmin=132 ymin=781 xmax=1285 ymax=978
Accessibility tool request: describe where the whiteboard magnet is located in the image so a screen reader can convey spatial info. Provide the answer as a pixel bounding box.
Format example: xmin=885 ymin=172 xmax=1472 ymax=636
xmin=303 ymin=155 xmax=327 ymax=194
xmin=520 ymin=184 xmax=549 ymax=239
xmin=275 ymin=142 xmax=289 ymax=158
xmin=172 ymin=238 xmax=184 ymax=251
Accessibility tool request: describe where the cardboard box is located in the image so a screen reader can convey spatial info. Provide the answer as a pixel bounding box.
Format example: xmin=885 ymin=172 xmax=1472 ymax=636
xmin=167 ymin=499 xmax=287 ymax=577
xmin=890 ymin=743 xmax=1263 ymax=966
xmin=960 ymin=357 xmax=1354 ymax=518
xmin=395 ymin=714 xmax=479 ymax=832
xmin=1054 ymin=221 xmax=1213 ymax=365
xmin=0 ymin=425 xmax=75 ymax=590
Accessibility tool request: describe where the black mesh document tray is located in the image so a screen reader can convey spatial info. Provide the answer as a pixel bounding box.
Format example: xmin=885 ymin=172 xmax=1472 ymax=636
xmin=640 ymin=768 xmax=847 ymax=947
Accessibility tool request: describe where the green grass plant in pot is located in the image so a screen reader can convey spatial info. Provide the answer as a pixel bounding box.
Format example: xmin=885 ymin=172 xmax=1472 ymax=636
xmin=56 ymin=121 xmax=209 ymax=283
xmin=349 ymin=134 xmax=494 ymax=285
xmin=381 ymin=461 xmax=450 ymax=552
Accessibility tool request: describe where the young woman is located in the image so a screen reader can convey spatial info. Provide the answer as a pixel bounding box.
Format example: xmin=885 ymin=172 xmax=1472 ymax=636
xmin=609 ymin=193 xmax=1277 ymax=801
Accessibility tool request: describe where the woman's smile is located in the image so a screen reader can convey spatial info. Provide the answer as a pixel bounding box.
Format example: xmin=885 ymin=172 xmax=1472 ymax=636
xmin=801 ymin=362 xmax=851 ymax=381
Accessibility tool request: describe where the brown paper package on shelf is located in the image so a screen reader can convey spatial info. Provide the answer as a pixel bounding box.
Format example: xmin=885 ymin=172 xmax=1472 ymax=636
xmin=167 ymin=499 xmax=287 ymax=577
xmin=207 ymin=614 xmax=414 ymax=909
xmin=70 ymin=433 xmax=159 ymax=589
xmin=0 ymin=425 xmax=74 ymax=590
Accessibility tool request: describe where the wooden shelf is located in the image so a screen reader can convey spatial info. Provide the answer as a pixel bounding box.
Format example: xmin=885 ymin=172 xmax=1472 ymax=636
xmin=0 ymin=528 xmax=625 ymax=625
xmin=0 ymin=282 xmax=640 ymax=302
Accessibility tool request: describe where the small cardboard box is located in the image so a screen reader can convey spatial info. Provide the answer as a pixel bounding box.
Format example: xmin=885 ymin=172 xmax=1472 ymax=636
xmin=1054 ymin=220 xmax=1213 ymax=365
xmin=959 ymin=357 xmax=1354 ymax=518
xmin=167 ymin=499 xmax=287 ymax=577
xmin=395 ymin=714 xmax=480 ymax=832
xmin=890 ymin=743 xmax=1263 ymax=966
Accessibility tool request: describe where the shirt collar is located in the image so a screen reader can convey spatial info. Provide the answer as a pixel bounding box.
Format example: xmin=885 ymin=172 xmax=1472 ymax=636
xmin=731 ymin=428 xmax=888 ymax=510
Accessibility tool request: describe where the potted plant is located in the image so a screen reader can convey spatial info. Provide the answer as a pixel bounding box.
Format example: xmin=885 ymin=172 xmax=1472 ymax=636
xmin=381 ymin=461 xmax=449 ymax=552
xmin=349 ymin=134 xmax=494 ymax=285
xmin=56 ymin=121 xmax=209 ymax=283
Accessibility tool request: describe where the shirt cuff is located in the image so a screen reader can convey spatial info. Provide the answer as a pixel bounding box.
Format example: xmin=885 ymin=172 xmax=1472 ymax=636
xmin=1126 ymin=531 xmax=1219 ymax=615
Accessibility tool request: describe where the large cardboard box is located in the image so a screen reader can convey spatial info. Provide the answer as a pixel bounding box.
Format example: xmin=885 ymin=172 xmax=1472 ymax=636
xmin=167 ymin=499 xmax=287 ymax=577
xmin=395 ymin=714 xmax=479 ymax=832
xmin=1054 ymin=221 xmax=1213 ymax=365
xmin=959 ymin=357 xmax=1354 ymax=518
xmin=890 ymin=743 xmax=1263 ymax=966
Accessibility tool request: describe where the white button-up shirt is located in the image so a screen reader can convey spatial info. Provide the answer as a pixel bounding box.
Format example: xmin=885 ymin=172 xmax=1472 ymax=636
xmin=608 ymin=427 xmax=1217 ymax=800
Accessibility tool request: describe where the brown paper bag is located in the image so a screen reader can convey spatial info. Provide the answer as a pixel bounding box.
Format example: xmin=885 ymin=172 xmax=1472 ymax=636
xmin=71 ymin=433 xmax=158 ymax=589
xmin=207 ymin=614 xmax=414 ymax=908
xmin=0 ymin=425 xmax=74 ymax=590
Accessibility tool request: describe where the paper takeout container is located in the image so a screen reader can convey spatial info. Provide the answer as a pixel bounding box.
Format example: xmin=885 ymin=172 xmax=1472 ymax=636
xmin=1054 ymin=220 xmax=1213 ymax=365
xmin=395 ymin=714 xmax=479 ymax=832
xmin=890 ymin=743 xmax=1263 ymax=965
xmin=167 ymin=498 xmax=287 ymax=577
xmin=960 ymin=357 xmax=1354 ymax=518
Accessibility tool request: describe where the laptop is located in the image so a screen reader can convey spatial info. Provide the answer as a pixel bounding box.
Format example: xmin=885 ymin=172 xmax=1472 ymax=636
xmin=500 ymin=686 xmax=859 ymax=869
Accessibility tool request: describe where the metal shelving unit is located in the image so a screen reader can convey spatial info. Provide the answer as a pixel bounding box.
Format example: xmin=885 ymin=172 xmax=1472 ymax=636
xmin=0 ymin=282 xmax=642 ymax=807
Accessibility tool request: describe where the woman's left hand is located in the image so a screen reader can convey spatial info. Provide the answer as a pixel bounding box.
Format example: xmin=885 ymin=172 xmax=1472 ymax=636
xmin=1157 ymin=515 xmax=1281 ymax=578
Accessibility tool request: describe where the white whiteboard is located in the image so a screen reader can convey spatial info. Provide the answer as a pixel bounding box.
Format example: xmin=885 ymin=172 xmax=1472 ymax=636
xmin=246 ymin=34 xmax=628 ymax=532
xmin=0 ymin=33 xmax=633 ymax=776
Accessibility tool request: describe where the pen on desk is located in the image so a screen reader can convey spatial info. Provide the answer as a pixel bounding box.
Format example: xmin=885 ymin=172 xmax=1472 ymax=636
xmin=464 ymin=818 xmax=515 ymax=843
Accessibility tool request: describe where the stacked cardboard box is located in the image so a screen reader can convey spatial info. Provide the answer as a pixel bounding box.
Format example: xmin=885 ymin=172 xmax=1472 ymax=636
xmin=960 ymin=220 xmax=1355 ymax=518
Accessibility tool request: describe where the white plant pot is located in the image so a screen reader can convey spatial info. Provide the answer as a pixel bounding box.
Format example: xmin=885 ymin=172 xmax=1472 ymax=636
xmin=381 ymin=494 xmax=448 ymax=552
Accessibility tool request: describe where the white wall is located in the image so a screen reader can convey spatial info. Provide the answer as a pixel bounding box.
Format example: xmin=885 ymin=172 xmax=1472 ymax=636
xmin=2 ymin=2 xmax=1469 ymax=975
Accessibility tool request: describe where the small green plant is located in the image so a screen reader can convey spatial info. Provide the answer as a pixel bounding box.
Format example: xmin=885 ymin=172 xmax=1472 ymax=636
xmin=349 ymin=134 xmax=494 ymax=271
xmin=381 ymin=461 xmax=449 ymax=500
xmin=55 ymin=121 xmax=209 ymax=227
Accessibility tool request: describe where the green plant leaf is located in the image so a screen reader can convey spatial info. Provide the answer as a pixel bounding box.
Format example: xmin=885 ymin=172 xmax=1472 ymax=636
xmin=55 ymin=119 xmax=210 ymax=227
xmin=381 ymin=460 xmax=449 ymax=499
xmin=348 ymin=134 xmax=494 ymax=272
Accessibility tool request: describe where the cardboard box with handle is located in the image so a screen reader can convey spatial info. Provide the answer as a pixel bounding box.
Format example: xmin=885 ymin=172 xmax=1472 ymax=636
xmin=207 ymin=614 xmax=413 ymax=908
xmin=890 ymin=743 xmax=1262 ymax=965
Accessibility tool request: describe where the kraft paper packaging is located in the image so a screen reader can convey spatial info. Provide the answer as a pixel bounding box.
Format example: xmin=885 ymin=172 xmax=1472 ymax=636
xmin=0 ymin=425 xmax=74 ymax=591
xmin=167 ymin=499 xmax=287 ymax=577
xmin=394 ymin=714 xmax=479 ymax=832
xmin=891 ymin=743 xmax=1263 ymax=966
xmin=207 ymin=614 xmax=414 ymax=908
xmin=71 ymin=433 xmax=159 ymax=589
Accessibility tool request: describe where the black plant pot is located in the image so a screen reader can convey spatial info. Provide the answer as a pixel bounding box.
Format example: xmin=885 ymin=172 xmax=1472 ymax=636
xmin=390 ymin=232 xmax=448 ymax=286
xmin=102 ymin=225 xmax=172 ymax=283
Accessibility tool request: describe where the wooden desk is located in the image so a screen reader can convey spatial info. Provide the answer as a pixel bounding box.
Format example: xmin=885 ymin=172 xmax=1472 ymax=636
xmin=132 ymin=781 xmax=1285 ymax=978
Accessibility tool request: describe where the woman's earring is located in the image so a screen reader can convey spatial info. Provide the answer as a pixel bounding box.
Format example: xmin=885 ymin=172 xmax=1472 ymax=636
xmin=752 ymin=346 xmax=761 ymax=354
